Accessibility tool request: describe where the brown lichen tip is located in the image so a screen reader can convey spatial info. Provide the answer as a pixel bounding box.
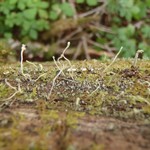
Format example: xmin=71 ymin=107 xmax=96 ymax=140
xmin=21 ymin=44 xmax=26 ymax=51
xmin=133 ymin=50 xmax=144 ymax=67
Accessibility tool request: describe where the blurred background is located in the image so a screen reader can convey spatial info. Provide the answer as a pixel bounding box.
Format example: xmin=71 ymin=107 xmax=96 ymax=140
xmin=0 ymin=0 xmax=150 ymax=62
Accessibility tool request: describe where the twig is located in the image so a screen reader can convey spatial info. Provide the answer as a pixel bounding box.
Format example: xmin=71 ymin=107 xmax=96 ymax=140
xmin=69 ymin=0 xmax=77 ymax=20
xmin=87 ymin=39 xmax=116 ymax=52
xmin=89 ymin=24 xmax=115 ymax=34
xmin=78 ymin=5 xmax=106 ymax=18
xmin=58 ymin=28 xmax=82 ymax=44
xmin=73 ymin=41 xmax=82 ymax=60
xmin=82 ymin=36 xmax=90 ymax=60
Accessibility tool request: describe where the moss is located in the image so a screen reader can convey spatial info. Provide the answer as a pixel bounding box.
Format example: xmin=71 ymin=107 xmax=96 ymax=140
xmin=0 ymin=59 xmax=150 ymax=149
xmin=142 ymin=105 xmax=150 ymax=114
xmin=0 ymin=83 xmax=10 ymax=99
xmin=0 ymin=40 xmax=15 ymax=62
xmin=92 ymin=144 xmax=105 ymax=150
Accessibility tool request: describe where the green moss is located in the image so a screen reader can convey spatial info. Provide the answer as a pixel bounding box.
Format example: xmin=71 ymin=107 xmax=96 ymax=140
xmin=0 ymin=59 xmax=150 ymax=149
xmin=0 ymin=83 xmax=10 ymax=99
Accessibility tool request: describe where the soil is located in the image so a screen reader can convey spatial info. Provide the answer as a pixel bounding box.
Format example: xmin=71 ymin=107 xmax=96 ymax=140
xmin=0 ymin=59 xmax=150 ymax=150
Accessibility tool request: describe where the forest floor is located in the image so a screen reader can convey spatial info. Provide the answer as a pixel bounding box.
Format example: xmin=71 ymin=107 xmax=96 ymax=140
xmin=0 ymin=59 xmax=150 ymax=150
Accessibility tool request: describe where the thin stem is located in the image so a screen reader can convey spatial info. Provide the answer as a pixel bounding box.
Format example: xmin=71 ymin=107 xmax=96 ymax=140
xmin=102 ymin=47 xmax=123 ymax=73
xmin=133 ymin=50 xmax=144 ymax=67
xmin=5 ymin=79 xmax=16 ymax=90
xmin=20 ymin=44 xmax=26 ymax=74
xmin=47 ymin=66 xmax=64 ymax=99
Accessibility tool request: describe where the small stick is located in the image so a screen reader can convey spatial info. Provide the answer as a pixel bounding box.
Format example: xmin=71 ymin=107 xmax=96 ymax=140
xmin=82 ymin=36 xmax=90 ymax=60
xmin=73 ymin=41 xmax=82 ymax=59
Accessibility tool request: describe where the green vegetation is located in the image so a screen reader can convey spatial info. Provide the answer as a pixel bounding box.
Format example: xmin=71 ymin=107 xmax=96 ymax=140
xmin=0 ymin=0 xmax=49 ymax=39
xmin=0 ymin=0 xmax=150 ymax=58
